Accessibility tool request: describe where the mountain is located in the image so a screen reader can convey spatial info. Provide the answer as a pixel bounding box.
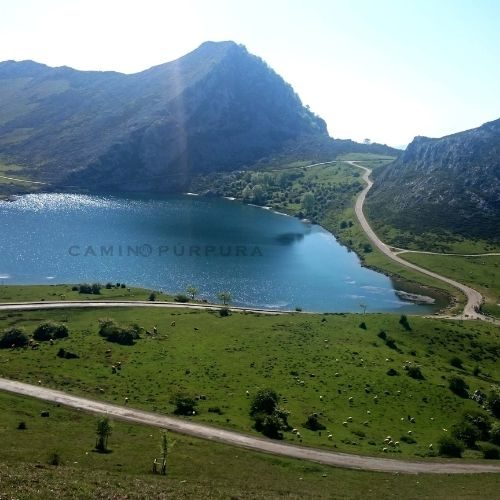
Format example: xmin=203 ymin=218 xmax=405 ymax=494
xmin=366 ymin=119 xmax=500 ymax=241
xmin=0 ymin=41 xmax=397 ymax=192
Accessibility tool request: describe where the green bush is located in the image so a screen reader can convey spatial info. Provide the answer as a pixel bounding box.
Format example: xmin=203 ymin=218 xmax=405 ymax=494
xmin=399 ymin=314 xmax=411 ymax=331
xmin=481 ymin=443 xmax=500 ymax=460
xmin=33 ymin=322 xmax=69 ymax=341
xmin=449 ymin=376 xmax=469 ymax=398
xmin=461 ymin=410 xmax=491 ymax=441
xmin=174 ymin=294 xmax=189 ymax=303
xmin=303 ymin=413 xmax=326 ymax=431
xmin=451 ymin=421 xmax=480 ymax=448
xmin=0 ymin=328 xmax=28 ymax=348
xmin=490 ymin=422 xmax=500 ymax=445
xmin=171 ymin=393 xmax=197 ymax=416
xmin=98 ymin=318 xmax=139 ymax=346
xmin=406 ymin=366 xmax=424 ymax=380
xmin=488 ymin=390 xmax=500 ymax=418
xmin=450 ymin=356 xmax=463 ymax=369
xmin=437 ymin=435 xmax=464 ymax=457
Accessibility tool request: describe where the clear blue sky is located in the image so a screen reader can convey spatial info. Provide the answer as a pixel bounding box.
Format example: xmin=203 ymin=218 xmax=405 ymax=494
xmin=0 ymin=0 xmax=499 ymax=146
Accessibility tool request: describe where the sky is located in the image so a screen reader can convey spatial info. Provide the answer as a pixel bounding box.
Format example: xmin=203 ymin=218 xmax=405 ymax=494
xmin=0 ymin=0 xmax=499 ymax=147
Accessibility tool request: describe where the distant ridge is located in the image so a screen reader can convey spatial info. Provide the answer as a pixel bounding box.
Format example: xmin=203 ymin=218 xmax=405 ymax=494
xmin=367 ymin=118 xmax=500 ymax=241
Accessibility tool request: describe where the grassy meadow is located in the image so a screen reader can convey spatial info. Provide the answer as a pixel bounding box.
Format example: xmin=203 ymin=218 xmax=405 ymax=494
xmin=0 ymin=306 xmax=499 ymax=461
xmin=2 ymin=392 xmax=499 ymax=499
xmin=0 ymin=283 xmax=174 ymax=303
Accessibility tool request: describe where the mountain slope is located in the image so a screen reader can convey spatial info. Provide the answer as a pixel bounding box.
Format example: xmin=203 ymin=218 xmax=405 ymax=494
xmin=0 ymin=42 xmax=325 ymax=191
xmin=0 ymin=42 xmax=397 ymax=192
xmin=366 ymin=119 xmax=500 ymax=242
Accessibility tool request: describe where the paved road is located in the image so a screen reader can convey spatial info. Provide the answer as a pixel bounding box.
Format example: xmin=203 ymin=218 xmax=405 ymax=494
xmin=1 ymin=377 xmax=499 ymax=474
xmin=347 ymin=161 xmax=497 ymax=323
xmin=0 ymin=300 xmax=285 ymax=315
xmin=0 ymin=175 xmax=47 ymax=185
xmin=393 ymin=249 xmax=500 ymax=257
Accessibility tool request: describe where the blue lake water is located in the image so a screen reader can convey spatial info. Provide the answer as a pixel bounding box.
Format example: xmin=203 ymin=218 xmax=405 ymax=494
xmin=0 ymin=193 xmax=437 ymax=313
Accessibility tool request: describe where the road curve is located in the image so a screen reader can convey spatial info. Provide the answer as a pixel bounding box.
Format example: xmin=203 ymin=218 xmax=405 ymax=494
xmin=347 ymin=161 xmax=496 ymax=323
xmin=1 ymin=377 xmax=499 ymax=474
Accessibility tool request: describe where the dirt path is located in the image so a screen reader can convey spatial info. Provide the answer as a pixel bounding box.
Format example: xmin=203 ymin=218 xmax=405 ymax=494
xmin=1 ymin=377 xmax=499 ymax=474
xmin=347 ymin=161 xmax=498 ymax=324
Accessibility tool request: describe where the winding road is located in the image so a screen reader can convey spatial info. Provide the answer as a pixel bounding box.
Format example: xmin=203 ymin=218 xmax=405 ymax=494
xmin=348 ymin=161 xmax=498 ymax=323
xmin=1 ymin=377 xmax=499 ymax=475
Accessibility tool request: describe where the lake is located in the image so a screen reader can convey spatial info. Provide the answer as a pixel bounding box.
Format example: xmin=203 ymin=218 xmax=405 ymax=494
xmin=0 ymin=193 xmax=439 ymax=313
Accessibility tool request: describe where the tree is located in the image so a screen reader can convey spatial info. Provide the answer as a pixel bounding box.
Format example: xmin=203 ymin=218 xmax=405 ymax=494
xmin=217 ymin=291 xmax=232 ymax=306
xmin=250 ymin=388 xmax=280 ymax=416
xmin=95 ymin=417 xmax=112 ymax=452
xmin=251 ymin=184 xmax=266 ymax=204
xmin=148 ymin=292 xmax=157 ymax=301
xmin=301 ymin=192 xmax=315 ymax=215
xmin=171 ymin=393 xmax=197 ymax=416
xmin=242 ymin=185 xmax=253 ymax=201
xmin=0 ymin=328 xmax=28 ymax=348
xmin=186 ymin=285 xmax=198 ymax=300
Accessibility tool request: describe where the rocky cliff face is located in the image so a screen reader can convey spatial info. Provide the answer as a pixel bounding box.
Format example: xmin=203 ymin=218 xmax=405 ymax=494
xmin=367 ymin=119 xmax=500 ymax=240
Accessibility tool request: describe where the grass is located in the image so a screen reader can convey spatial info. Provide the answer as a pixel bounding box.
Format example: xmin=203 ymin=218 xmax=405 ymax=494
xmin=1 ymin=306 xmax=499 ymax=460
xmin=0 ymin=284 xmax=174 ymax=303
xmin=399 ymin=254 xmax=500 ymax=319
xmin=1 ymin=392 xmax=499 ymax=499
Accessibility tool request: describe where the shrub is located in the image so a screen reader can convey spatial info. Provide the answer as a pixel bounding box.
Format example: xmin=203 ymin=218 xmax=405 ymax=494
xmin=386 ymin=368 xmax=399 ymax=376
xmin=377 ymin=330 xmax=387 ymax=340
xmin=171 ymin=393 xmax=197 ymax=416
xmin=17 ymin=421 xmax=27 ymax=430
xmin=487 ymin=390 xmax=500 ymax=418
xmin=253 ymin=412 xmax=285 ymax=439
xmin=0 ymin=328 xmax=28 ymax=348
xmin=450 ymin=356 xmax=464 ymax=369
xmin=490 ymin=422 xmax=500 ymax=446
xmin=359 ymin=322 xmax=367 ymax=330
xmin=98 ymin=318 xmax=139 ymax=345
xmin=33 ymin=322 xmax=69 ymax=341
xmin=148 ymin=292 xmax=157 ymax=302
xmin=400 ymin=435 xmax=416 ymax=444
xmin=451 ymin=421 xmax=480 ymax=448
xmin=219 ymin=307 xmax=230 ymax=317
xmin=399 ymin=314 xmax=411 ymax=331
xmin=174 ymin=294 xmax=189 ymax=303
xmin=47 ymin=451 xmax=62 ymax=466
xmin=481 ymin=443 xmax=500 ymax=460
xmin=57 ymin=347 xmax=79 ymax=359
xmin=105 ymin=282 xmax=113 ymax=289
xmin=461 ymin=410 xmax=491 ymax=441
xmin=303 ymin=413 xmax=326 ymax=431
xmin=385 ymin=337 xmax=398 ymax=350
xmin=406 ymin=366 xmax=424 ymax=380
xmin=449 ymin=376 xmax=469 ymax=398
xmin=120 ymin=283 xmax=126 ymax=288
xmin=437 ymin=435 xmax=464 ymax=457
